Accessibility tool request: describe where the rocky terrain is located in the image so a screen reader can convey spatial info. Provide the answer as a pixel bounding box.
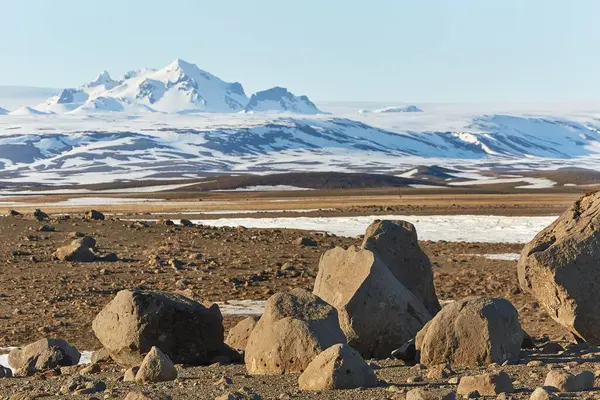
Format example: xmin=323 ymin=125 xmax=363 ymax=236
xmin=1 ymin=192 xmax=600 ymax=399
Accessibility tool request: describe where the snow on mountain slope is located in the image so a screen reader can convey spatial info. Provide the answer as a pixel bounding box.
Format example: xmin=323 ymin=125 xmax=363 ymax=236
xmin=8 ymin=106 xmax=50 ymax=116
xmin=0 ymin=107 xmax=7 ymax=115
xmin=360 ymin=105 xmax=423 ymax=114
xmin=245 ymin=87 xmax=321 ymax=114
xmin=0 ymin=110 xmax=599 ymax=184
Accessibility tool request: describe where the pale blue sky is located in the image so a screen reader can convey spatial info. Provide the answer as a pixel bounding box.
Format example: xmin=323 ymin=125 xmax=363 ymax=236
xmin=1 ymin=0 xmax=598 ymax=102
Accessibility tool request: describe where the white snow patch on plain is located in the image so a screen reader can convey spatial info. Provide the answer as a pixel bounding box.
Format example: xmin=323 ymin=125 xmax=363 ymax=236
xmin=179 ymin=215 xmax=558 ymax=243
xmin=48 ymin=197 xmax=161 ymax=206
xmin=213 ymin=185 xmax=314 ymax=192
xmin=216 ymin=300 xmax=265 ymax=315
xmin=484 ymin=253 xmax=521 ymax=261
xmin=409 ymin=184 xmax=446 ymax=189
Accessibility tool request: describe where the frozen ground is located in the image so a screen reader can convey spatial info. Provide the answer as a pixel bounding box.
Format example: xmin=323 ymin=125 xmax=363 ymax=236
xmin=146 ymin=214 xmax=559 ymax=244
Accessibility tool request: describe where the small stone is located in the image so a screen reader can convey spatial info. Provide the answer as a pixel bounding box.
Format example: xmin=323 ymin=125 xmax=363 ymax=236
xmin=294 ymin=236 xmax=317 ymax=246
xmin=123 ymin=366 xmax=139 ymax=382
xmin=427 ymin=363 xmax=453 ymax=379
xmin=529 ymin=387 xmax=559 ymax=400
xmin=540 ymin=342 xmax=564 ymax=354
xmin=406 ymin=388 xmax=457 ymax=400
xmin=123 ymin=391 xmax=172 ymax=400
xmin=527 ymin=360 xmax=544 ymax=367
xmin=543 ymin=370 xmax=577 ymax=392
xmin=86 ymin=210 xmax=105 ymax=220
xmin=457 ymin=371 xmax=514 ymax=396
xmin=407 ymin=375 xmax=424 ymax=383
xmin=134 ymin=347 xmax=177 ymax=383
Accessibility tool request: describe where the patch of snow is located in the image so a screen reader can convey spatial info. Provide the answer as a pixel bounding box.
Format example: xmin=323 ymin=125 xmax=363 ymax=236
xmin=484 ymin=253 xmax=521 ymax=261
xmin=216 ymin=300 xmax=265 ymax=316
xmin=398 ymin=168 xmax=419 ymax=178
xmin=172 ymin=214 xmax=558 ymax=244
xmin=214 ymin=185 xmax=314 ymax=192
xmin=409 ymin=184 xmax=446 ymax=189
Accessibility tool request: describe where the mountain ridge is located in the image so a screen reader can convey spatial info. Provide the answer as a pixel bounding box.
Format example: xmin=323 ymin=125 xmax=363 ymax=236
xmin=34 ymin=58 xmax=322 ymax=115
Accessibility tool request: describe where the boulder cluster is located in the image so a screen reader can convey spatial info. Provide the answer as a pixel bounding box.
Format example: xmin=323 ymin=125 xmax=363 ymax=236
xmin=6 ymin=192 xmax=600 ymax=398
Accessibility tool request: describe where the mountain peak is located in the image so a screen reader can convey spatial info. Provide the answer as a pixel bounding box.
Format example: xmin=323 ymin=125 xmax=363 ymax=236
xmin=87 ymin=70 xmax=118 ymax=89
xmin=167 ymin=58 xmax=197 ymax=73
xmin=245 ymin=87 xmax=321 ymax=114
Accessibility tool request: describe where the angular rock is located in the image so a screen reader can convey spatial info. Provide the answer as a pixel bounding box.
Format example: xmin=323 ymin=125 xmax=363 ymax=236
xmin=416 ymin=297 xmax=523 ymax=366
xmin=32 ymin=209 xmax=49 ymax=221
xmin=54 ymin=240 xmax=96 ymax=262
xmin=244 ymin=288 xmax=346 ymax=374
xmin=457 ymin=371 xmax=514 ymax=396
xmin=314 ymin=246 xmax=431 ymax=358
xmin=8 ymin=210 xmax=22 ymax=217
xmin=544 ymin=370 xmax=577 ymax=392
xmin=92 ymin=289 xmax=224 ymax=367
xmin=298 ymin=344 xmax=377 ymax=390
xmin=135 ymin=346 xmax=177 ymax=383
xmin=74 ymin=236 xmax=97 ymax=249
xmin=123 ymin=366 xmax=139 ymax=382
xmin=391 ymin=338 xmax=416 ymax=361
xmin=427 ymin=363 xmax=453 ymax=380
xmin=295 ymin=236 xmax=317 ymax=246
xmin=60 ymin=375 xmax=106 ymax=395
xmin=406 ymin=388 xmax=457 ymax=400
xmin=225 ymin=316 xmax=258 ymax=351
xmin=8 ymin=338 xmax=80 ymax=372
xmin=86 ymin=210 xmax=105 ymax=220
xmin=362 ymin=220 xmax=440 ymax=315
xmin=180 ymin=219 xmax=194 ymax=227
xmin=518 ymin=192 xmax=600 ymax=343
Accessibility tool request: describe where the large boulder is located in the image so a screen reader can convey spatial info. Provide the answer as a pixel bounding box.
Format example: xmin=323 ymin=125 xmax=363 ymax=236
xmin=298 ymin=344 xmax=377 ymax=390
xmin=244 ymin=288 xmax=346 ymax=375
xmin=8 ymin=338 xmax=81 ymax=372
xmin=314 ymin=246 xmax=431 ymax=358
xmin=92 ymin=290 xmax=224 ymax=367
xmin=518 ymin=191 xmax=600 ymax=344
xmin=416 ymin=297 xmax=523 ymax=367
xmin=362 ymin=220 xmax=440 ymax=315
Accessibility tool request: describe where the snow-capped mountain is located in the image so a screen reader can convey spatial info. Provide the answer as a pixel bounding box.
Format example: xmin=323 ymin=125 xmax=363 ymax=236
xmin=0 ymin=107 xmax=7 ymax=115
xmin=359 ymin=105 xmax=423 ymax=114
xmin=37 ymin=58 xmax=323 ymax=115
xmin=245 ymin=87 xmax=321 ymax=114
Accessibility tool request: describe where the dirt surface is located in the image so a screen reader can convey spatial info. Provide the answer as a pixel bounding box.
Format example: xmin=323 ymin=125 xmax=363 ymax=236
xmin=0 ymin=196 xmax=596 ymax=399
xmin=0 ymin=212 xmax=567 ymax=348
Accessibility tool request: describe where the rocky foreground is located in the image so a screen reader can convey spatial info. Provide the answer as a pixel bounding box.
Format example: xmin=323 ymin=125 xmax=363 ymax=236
xmin=3 ymin=192 xmax=600 ymax=399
